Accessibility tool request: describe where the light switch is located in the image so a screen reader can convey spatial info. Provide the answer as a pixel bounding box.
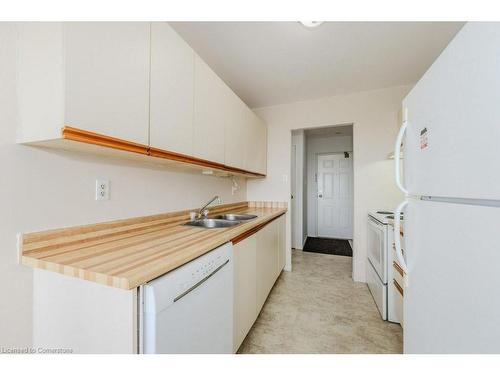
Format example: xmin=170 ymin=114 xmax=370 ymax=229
xmin=95 ymin=179 xmax=110 ymax=201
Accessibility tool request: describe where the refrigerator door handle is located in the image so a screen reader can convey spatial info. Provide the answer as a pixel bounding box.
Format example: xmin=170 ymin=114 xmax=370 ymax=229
xmin=394 ymin=199 xmax=409 ymax=285
xmin=394 ymin=117 xmax=408 ymax=195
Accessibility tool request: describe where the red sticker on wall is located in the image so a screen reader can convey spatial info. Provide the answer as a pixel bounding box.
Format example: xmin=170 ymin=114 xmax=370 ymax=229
xmin=420 ymin=127 xmax=428 ymax=150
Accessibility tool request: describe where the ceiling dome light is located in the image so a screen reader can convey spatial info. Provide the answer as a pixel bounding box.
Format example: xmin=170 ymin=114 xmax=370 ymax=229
xmin=299 ymin=21 xmax=324 ymax=28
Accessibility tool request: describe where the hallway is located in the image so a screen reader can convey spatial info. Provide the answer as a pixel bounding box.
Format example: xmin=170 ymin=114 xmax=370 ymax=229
xmin=238 ymin=250 xmax=403 ymax=353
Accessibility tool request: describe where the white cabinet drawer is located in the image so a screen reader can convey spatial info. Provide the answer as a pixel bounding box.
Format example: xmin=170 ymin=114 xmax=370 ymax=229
xmin=366 ymin=261 xmax=387 ymax=320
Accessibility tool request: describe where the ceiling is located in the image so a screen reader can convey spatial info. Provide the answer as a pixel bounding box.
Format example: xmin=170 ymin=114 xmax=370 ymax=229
xmin=305 ymin=125 xmax=353 ymax=138
xmin=171 ymin=22 xmax=464 ymax=108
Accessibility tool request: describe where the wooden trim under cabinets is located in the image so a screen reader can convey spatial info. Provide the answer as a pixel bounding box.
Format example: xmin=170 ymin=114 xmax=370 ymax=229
xmin=223 ymin=165 xmax=265 ymax=178
xmin=149 ymin=146 xmax=227 ymax=170
xmin=393 ymin=279 xmax=404 ymax=297
xmin=62 ymin=126 xmax=149 ymax=155
xmin=150 ymin=147 xmax=265 ymax=178
xmin=62 ymin=126 xmax=266 ymax=178
xmin=231 ymin=214 xmax=283 ymax=245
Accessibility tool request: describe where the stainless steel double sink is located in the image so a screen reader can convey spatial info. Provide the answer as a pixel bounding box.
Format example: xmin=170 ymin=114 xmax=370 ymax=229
xmin=185 ymin=213 xmax=257 ymax=229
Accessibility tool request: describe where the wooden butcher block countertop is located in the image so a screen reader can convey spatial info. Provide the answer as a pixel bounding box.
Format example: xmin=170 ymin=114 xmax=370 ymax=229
xmin=21 ymin=201 xmax=287 ymax=290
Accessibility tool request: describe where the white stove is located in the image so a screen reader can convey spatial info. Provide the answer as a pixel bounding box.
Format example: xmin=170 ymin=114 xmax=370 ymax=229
xmin=368 ymin=210 xmax=404 ymax=225
xmin=366 ymin=210 xmax=404 ymax=321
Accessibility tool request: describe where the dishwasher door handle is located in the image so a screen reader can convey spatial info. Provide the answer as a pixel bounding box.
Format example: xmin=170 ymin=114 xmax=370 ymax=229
xmin=173 ymin=259 xmax=230 ymax=303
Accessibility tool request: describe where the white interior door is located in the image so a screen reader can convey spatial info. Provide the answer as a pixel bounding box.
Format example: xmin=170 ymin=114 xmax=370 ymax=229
xmin=317 ymin=153 xmax=353 ymax=239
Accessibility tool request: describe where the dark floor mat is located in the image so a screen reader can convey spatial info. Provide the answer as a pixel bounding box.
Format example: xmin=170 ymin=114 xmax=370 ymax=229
xmin=303 ymin=237 xmax=352 ymax=257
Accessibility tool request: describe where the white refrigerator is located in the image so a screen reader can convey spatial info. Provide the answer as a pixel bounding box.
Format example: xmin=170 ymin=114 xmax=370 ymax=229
xmin=393 ymin=22 xmax=500 ymax=353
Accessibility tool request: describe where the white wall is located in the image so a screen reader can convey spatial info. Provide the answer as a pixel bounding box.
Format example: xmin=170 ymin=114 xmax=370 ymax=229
xmin=247 ymin=85 xmax=410 ymax=281
xmin=306 ymin=134 xmax=353 ymax=237
xmin=291 ymin=130 xmax=306 ymax=249
xmin=0 ymin=23 xmax=247 ymax=348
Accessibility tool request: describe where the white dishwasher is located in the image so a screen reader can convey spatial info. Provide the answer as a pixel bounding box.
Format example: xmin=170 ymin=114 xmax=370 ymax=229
xmin=139 ymin=242 xmax=233 ymax=354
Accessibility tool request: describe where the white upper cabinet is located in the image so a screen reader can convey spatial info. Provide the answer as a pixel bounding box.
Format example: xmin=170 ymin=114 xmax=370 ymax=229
xmin=17 ymin=22 xmax=267 ymax=176
xmin=17 ymin=22 xmax=150 ymax=145
xmin=193 ymin=55 xmax=227 ymax=164
xmin=225 ymin=88 xmax=267 ymax=174
xmin=64 ymin=23 xmax=150 ymax=144
xmin=224 ymin=91 xmax=246 ymax=170
xmin=149 ymin=23 xmax=194 ymax=155
xmin=256 ymin=120 xmax=267 ymax=174
xmin=17 ymin=23 xmax=66 ymax=142
xmin=245 ymin=110 xmax=267 ymax=175
xmin=256 ymin=220 xmax=279 ymax=311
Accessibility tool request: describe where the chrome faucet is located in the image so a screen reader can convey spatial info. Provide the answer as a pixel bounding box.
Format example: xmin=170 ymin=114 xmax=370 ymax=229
xmin=197 ymin=196 xmax=221 ymax=219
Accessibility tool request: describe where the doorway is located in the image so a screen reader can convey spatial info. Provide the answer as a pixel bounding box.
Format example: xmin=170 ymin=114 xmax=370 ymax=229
xmin=291 ymin=125 xmax=354 ymax=257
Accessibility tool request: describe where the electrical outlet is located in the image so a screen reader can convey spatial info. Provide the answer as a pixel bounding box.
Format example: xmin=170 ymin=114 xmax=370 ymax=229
xmin=95 ymin=179 xmax=110 ymax=201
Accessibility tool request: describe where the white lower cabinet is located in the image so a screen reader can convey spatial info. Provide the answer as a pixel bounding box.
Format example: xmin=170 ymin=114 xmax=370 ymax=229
xmin=31 ymin=214 xmax=285 ymax=354
xmin=277 ymin=213 xmax=286 ymax=275
xmin=256 ymin=221 xmax=279 ymax=311
xmin=233 ymin=215 xmax=285 ymax=352
xmin=233 ymin=235 xmax=258 ymax=352
xmin=33 ymin=269 xmax=137 ymax=354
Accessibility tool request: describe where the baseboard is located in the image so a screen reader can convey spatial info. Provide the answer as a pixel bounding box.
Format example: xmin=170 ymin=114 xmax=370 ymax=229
xmin=292 ymin=236 xmax=308 ymax=250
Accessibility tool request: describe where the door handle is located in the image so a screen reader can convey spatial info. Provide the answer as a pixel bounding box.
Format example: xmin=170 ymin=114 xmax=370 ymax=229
xmin=318 ymin=194 xmax=323 ymax=198
xmin=394 ymin=108 xmax=408 ymax=195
